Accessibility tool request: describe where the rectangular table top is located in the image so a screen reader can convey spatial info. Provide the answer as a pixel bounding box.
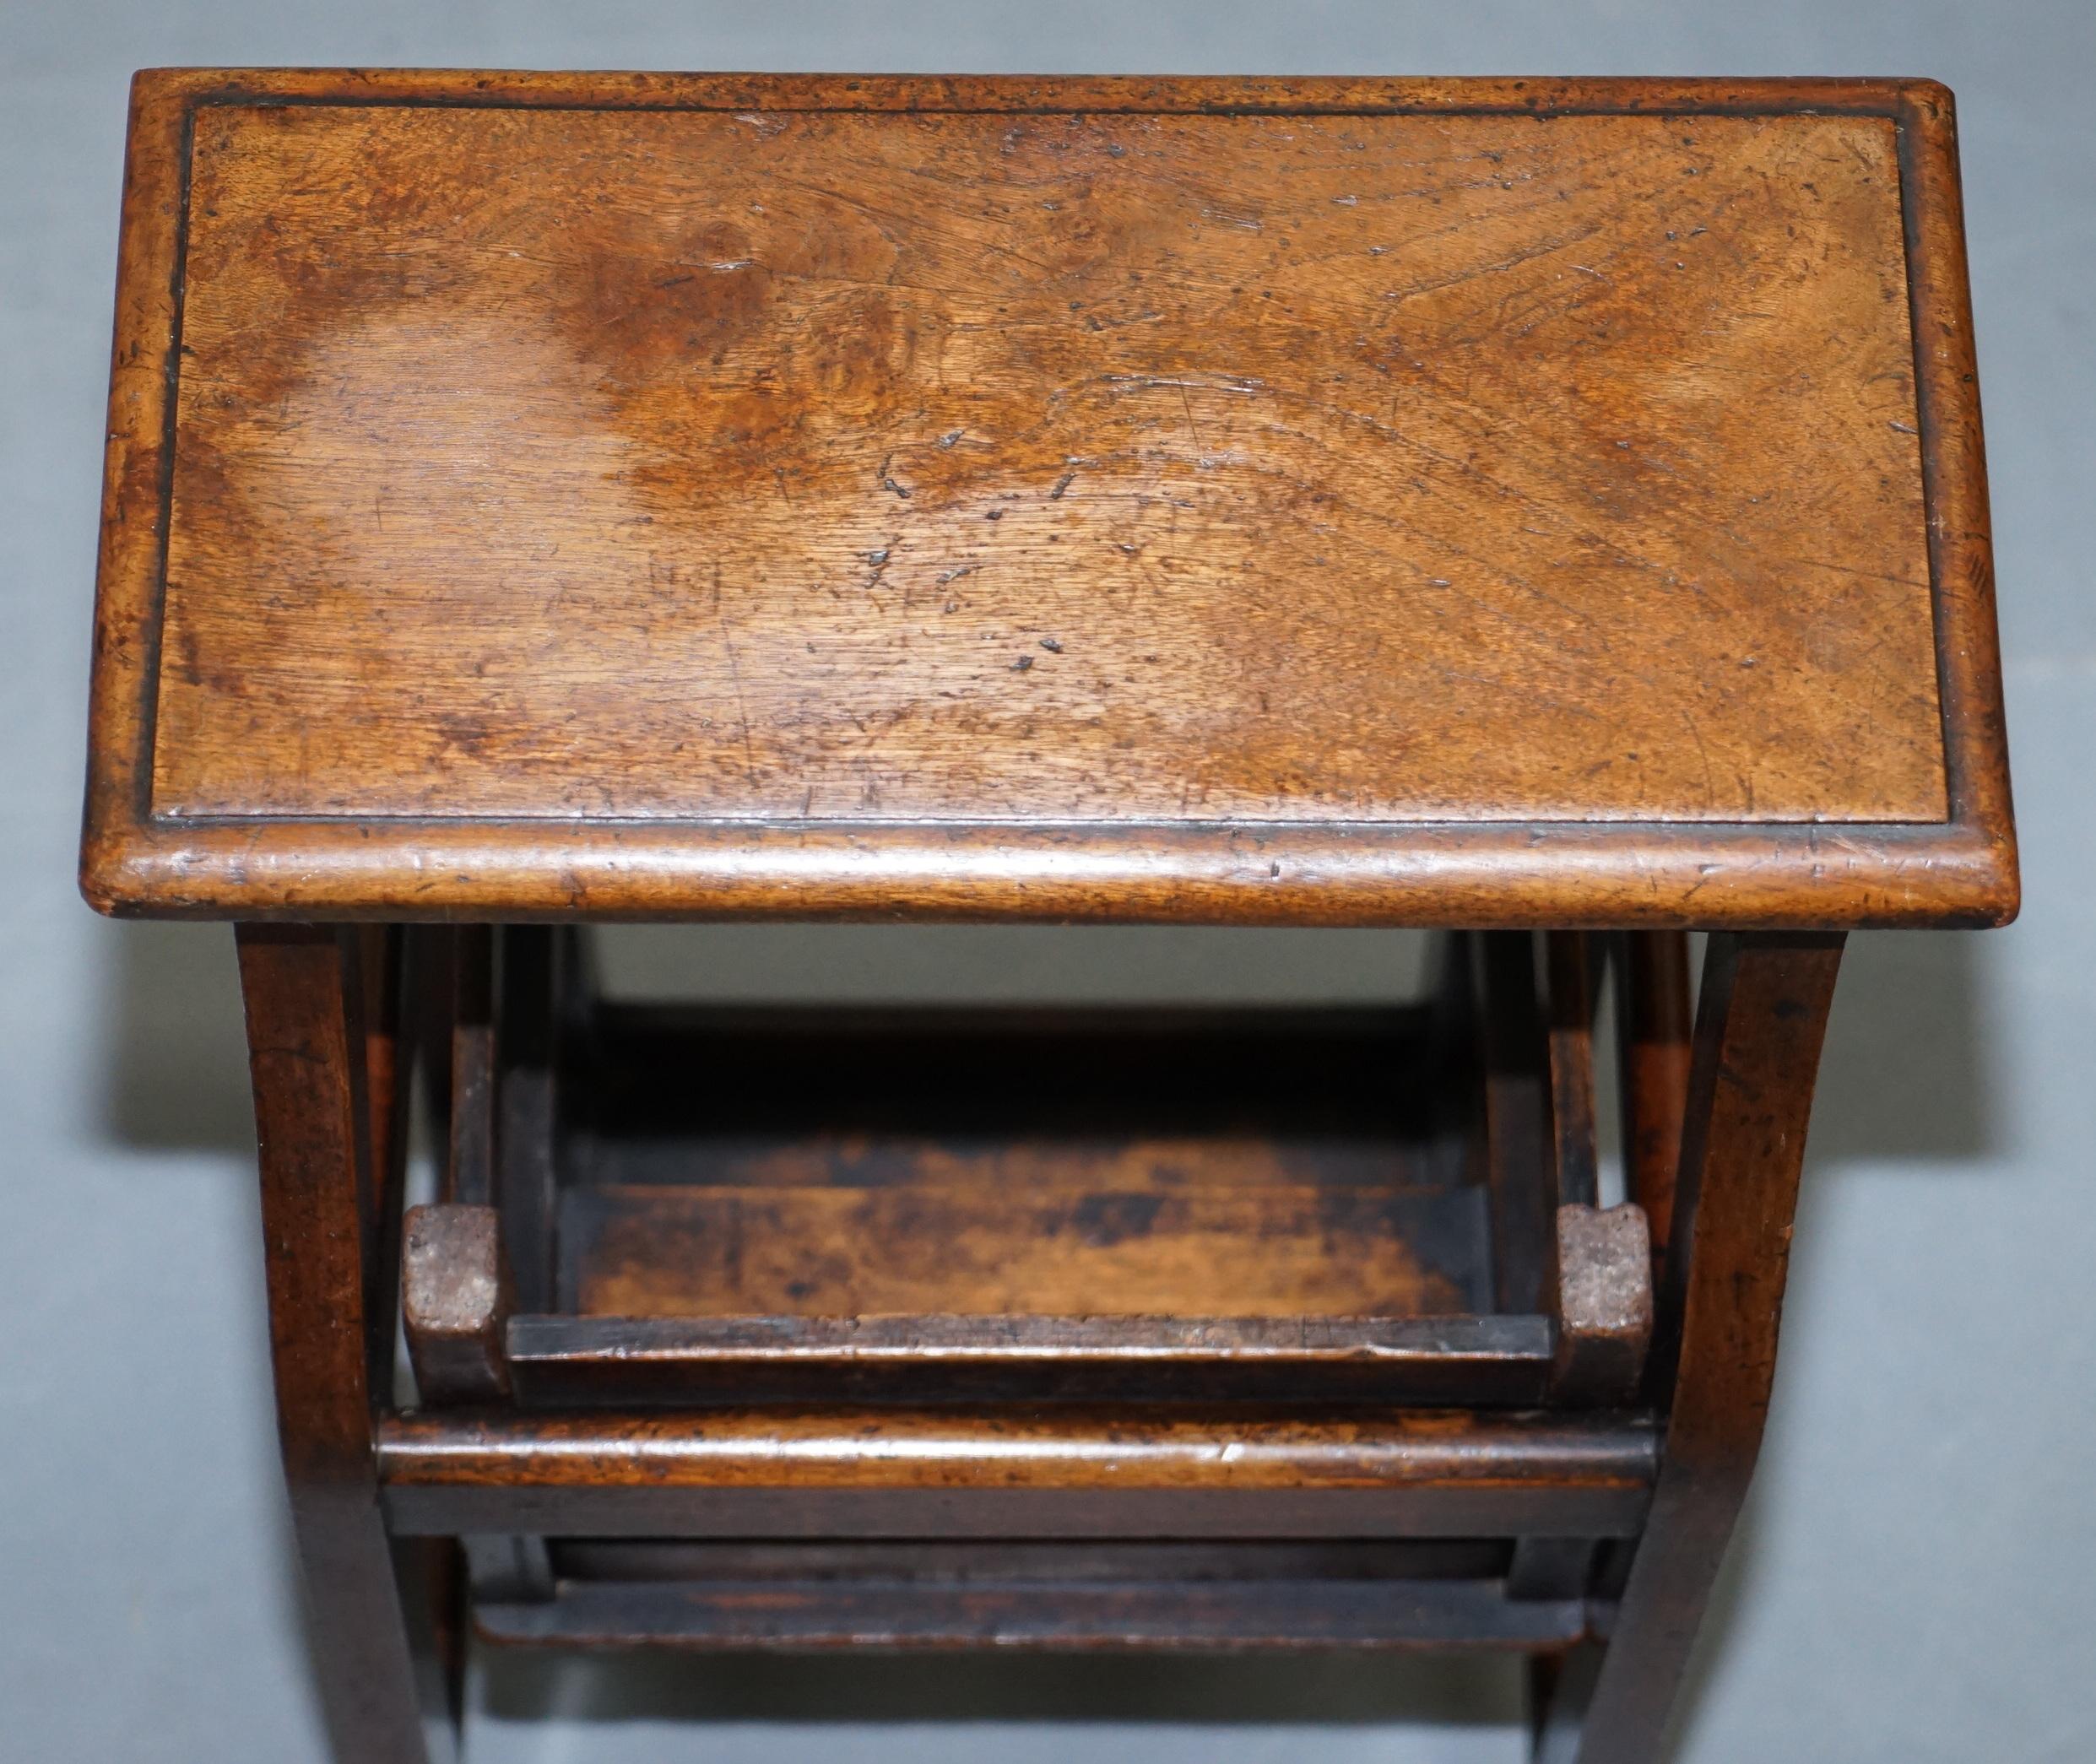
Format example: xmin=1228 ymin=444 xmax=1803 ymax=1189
xmin=82 ymin=71 xmax=2015 ymax=926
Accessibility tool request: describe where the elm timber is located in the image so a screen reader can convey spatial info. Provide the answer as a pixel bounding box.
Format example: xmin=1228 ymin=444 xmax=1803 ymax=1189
xmin=376 ymin=1405 xmax=1660 ymax=1540
xmin=81 ymin=73 xmax=2016 ymax=927
xmin=79 ymin=67 xmax=2020 ymax=1764
xmin=238 ymin=924 xmax=433 ymax=1764
xmin=1572 ymin=932 xmax=1844 ymax=1761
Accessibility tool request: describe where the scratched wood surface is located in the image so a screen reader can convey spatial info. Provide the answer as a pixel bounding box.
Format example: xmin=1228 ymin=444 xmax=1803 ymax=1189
xmin=561 ymin=1181 xmax=1483 ymax=1318
xmin=83 ymin=73 xmax=2016 ymax=924
xmin=158 ymin=100 xmax=1936 ymax=826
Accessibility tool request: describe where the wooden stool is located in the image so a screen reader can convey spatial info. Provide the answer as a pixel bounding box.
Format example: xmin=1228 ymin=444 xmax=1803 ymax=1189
xmin=82 ymin=70 xmax=2016 ymax=1764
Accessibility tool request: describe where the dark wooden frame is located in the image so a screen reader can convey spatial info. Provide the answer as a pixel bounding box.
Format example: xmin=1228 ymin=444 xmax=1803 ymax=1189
xmin=237 ymin=924 xmax=439 ymax=1763
xmin=89 ymin=63 xmax=2007 ymax=1764
xmin=232 ymin=919 xmax=1842 ymax=1763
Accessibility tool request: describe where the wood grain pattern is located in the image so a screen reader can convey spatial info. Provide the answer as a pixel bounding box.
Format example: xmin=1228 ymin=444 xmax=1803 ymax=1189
xmin=89 ymin=78 xmax=2011 ymax=1737
xmin=159 ymin=101 xmax=1933 ymax=825
xmin=81 ymin=72 xmax=2016 ymax=928
xmin=561 ymin=1182 xmax=1481 ymax=1320
xmin=376 ymin=1405 xmax=1659 ymax=1539
xmin=537 ymin=989 xmax=1498 ymax=1405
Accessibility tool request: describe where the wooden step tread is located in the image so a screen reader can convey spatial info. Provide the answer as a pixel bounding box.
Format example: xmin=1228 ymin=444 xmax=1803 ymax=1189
xmin=560 ymin=1181 xmax=1489 ymax=1319
xmin=475 ymin=1573 xmax=1588 ymax=1651
xmin=505 ymin=1312 xmax=1554 ymax=1409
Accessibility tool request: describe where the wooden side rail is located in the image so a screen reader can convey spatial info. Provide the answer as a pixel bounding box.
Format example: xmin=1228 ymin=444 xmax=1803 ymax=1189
xmin=377 ymin=1408 xmax=1660 ymax=1541
xmin=504 ymin=1313 xmax=1558 ymax=1408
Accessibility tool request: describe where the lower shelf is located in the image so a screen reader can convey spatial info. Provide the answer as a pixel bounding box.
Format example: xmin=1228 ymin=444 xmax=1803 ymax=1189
xmin=478 ymin=1572 xmax=1589 ymax=1652
xmin=478 ymin=1539 xmax=1591 ymax=1651
xmin=525 ymin=1001 xmax=1497 ymax=1408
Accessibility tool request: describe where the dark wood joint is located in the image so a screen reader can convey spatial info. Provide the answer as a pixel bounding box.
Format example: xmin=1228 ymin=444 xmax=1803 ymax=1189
xmin=1549 ymin=1204 xmax=1655 ymax=1407
xmin=403 ymin=1203 xmax=516 ymax=1405
xmin=87 ymin=71 xmax=2007 ymax=1764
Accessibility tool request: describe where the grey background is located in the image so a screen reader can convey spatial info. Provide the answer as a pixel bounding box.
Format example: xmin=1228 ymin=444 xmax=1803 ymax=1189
xmin=3 ymin=3 xmax=2091 ymax=1760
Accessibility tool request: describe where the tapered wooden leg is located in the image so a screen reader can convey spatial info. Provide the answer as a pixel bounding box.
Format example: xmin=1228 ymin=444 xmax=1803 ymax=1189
xmin=1566 ymin=931 xmax=1844 ymax=1764
xmin=239 ymin=923 xmax=435 ymax=1764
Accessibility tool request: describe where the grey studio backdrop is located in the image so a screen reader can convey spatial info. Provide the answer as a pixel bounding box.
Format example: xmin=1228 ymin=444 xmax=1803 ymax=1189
xmin=3 ymin=4 xmax=2092 ymax=1761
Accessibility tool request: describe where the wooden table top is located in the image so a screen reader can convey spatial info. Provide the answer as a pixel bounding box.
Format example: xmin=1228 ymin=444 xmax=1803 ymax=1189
xmin=82 ymin=71 xmax=2014 ymax=927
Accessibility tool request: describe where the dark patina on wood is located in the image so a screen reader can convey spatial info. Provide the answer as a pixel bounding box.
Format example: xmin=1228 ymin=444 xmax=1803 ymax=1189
xmin=84 ymin=71 xmax=2012 ymax=928
xmin=77 ymin=66 xmax=2015 ymax=1764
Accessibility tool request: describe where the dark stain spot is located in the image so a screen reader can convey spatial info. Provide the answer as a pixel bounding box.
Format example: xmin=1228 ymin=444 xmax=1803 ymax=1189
xmin=566 ymin=219 xmax=767 ymax=388
xmin=1070 ymin=1192 xmax=1163 ymax=1247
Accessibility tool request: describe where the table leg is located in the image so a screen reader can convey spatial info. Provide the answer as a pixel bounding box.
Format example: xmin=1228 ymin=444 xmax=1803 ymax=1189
xmin=238 ymin=923 xmax=437 ymax=1764
xmin=1563 ymin=931 xmax=1844 ymax=1763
